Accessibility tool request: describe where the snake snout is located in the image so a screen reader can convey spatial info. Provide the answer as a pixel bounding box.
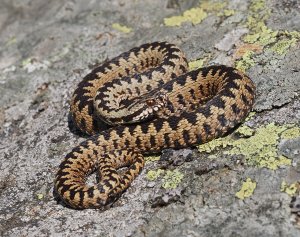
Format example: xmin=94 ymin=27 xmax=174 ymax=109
xmin=128 ymin=93 xmax=166 ymax=123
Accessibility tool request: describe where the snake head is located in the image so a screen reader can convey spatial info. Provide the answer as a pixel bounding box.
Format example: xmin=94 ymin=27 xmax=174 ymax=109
xmin=127 ymin=92 xmax=167 ymax=123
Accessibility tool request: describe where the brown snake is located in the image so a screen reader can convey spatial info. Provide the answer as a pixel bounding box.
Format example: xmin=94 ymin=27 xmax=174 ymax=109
xmin=55 ymin=41 xmax=255 ymax=209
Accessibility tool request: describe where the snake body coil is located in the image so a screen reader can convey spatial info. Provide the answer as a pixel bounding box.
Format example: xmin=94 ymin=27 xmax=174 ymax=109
xmin=55 ymin=42 xmax=255 ymax=209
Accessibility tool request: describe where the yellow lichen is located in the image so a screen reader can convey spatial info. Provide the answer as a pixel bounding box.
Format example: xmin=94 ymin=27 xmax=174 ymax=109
xmin=255 ymin=155 xmax=291 ymax=170
xmin=281 ymin=181 xmax=298 ymax=196
xmin=288 ymin=30 xmax=300 ymax=39
xmin=236 ymin=125 xmax=255 ymax=137
xmin=245 ymin=112 xmax=256 ymax=121
xmin=146 ymin=169 xmax=164 ymax=181
xmin=240 ymin=0 xmax=300 ymax=57
xmin=164 ymin=1 xmax=234 ymax=27
xmin=235 ymin=50 xmax=256 ymax=72
xmin=224 ymin=9 xmax=235 ymax=17
xmin=144 ymin=155 xmax=161 ymax=164
xmin=198 ymin=123 xmax=300 ymax=170
xmin=243 ymin=23 xmax=278 ymax=46
xmin=232 ymin=0 xmax=300 ymax=67
xmin=198 ymin=136 xmax=230 ymax=153
xmin=235 ymin=178 xmax=256 ymax=200
xmin=188 ymin=58 xmax=206 ymax=70
xmin=217 ymin=9 xmax=235 ymax=17
xmin=22 ymin=58 xmax=32 ymax=67
xmin=200 ymin=0 xmax=228 ymax=13
xmin=201 ymin=1 xmax=235 ymax=18
xmin=281 ymin=126 xmax=300 ymax=139
xmin=249 ymin=0 xmax=266 ymax=12
xmin=226 ymin=123 xmax=290 ymax=170
xmin=112 ymin=23 xmax=132 ymax=33
xmin=246 ymin=0 xmax=271 ymax=30
xmin=36 ymin=193 xmax=44 ymax=200
xmin=164 ymin=7 xmax=208 ymax=26
xmin=162 ymin=169 xmax=184 ymax=189
xmin=200 ymin=1 xmax=227 ymax=12
xmin=269 ymin=38 xmax=298 ymax=55
xmin=146 ymin=168 xmax=184 ymax=189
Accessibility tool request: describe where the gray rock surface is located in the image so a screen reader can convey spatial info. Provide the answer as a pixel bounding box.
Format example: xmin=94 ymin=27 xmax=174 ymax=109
xmin=0 ymin=0 xmax=300 ymax=236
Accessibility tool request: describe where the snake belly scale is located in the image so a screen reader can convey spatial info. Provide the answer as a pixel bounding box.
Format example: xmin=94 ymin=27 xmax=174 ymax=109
xmin=55 ymin=42 xmax=255 ymax=209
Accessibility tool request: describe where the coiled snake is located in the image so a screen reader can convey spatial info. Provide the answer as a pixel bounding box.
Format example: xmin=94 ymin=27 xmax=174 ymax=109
xmin=55 ymin=42 xmax=255 ymax=209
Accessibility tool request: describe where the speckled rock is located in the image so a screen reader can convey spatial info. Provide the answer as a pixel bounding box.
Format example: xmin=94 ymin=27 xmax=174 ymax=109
xmin=0 ymin=0 xmax=300 ymax=236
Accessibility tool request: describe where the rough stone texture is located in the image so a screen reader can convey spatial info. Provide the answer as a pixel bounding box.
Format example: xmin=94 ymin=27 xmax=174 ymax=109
xmin=0 ymin=0 xmax=300 ymax=236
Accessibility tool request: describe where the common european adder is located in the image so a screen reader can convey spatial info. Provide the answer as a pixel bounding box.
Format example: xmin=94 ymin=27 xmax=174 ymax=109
xmin=55 ymin=41 xmax=256 ymax=209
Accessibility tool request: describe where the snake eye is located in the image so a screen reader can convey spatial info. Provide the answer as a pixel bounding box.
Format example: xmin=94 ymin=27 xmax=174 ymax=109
xmin=146 ymin=99 xmax=156 ymax=106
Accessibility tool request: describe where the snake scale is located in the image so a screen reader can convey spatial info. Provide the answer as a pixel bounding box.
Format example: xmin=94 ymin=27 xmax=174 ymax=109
xmin=55 ymin=41 xmax=256 ymax=209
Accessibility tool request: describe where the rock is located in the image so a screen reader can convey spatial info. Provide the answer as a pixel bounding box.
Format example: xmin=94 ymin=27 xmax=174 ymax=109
xmin=0 ymin=0 xmax=300 ymax=236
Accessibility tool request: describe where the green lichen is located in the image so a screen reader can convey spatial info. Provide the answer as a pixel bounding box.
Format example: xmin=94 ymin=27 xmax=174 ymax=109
xmin=243 ymin=33 xmax=260 ymax=44
xmin=36 ymin=193 xmax=44 ymax=200
xmin=146 ymin=168 xmax=184 ymax=189
xmin=236 ymin=125 xmax=255 ymax=137
xmin=281 ymin=126 xmax=300 ymax=139
xmin=112 ymin=23 xmax=132 ymax=33
xmin=146 ymin=169 xmax=164 ymax=181
xmin=164 ymin=7 xmax=208 ymax=26
xmin=162 ymin=169 xmax=184 ymax=189
xmin=198 ymin=136 xmax=230 ymax=153
xmin=245 ymin=112 xmax=256 ymax=121
xmin=226 ymin=123 xmax=291 ymax=170
xmin=246 ymin=0 xmax=271 ymax=29
xmin=164 ymin=1 xmax=235 ymax=27
xmin=235 ymin=178 xmax=256 ymax=200
xmin=243 ymin=23 xmax=278 ymax=46
xmin=223 ymin=9 xmax=235 ymax=17
xmin=281 ymin=181 xmax=298 ymax=196
xmin=255 ymin=155 xmax=291 ymax=170
xmin=144 ymin=155 xmax=160 ymax=164
xmin=200 ymin=1 xmax=227 ymax=12
xmin=231 ymin=0 xmax=300 ymax=67
xmin=241 ymin=0 xmax=300 ymax=57
xmin=198 ymin=123 xmax=300 ymax=170
xmin=249 ymin=0 xmax=265 ymax=12
xmin=269 ymin=31 xmax=300 ymax=55
xmin=188 ymin=58 xmax=206 ymax=70
xmin=288 ymin=31 xmax=300 ymax=38
xmin=235 ymin=51 xmax=256 ymax=72
xmin=21 ymin=58 xmax=32 ymax=67
xmin=269 ymin=38 xmax=298 ymax=55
